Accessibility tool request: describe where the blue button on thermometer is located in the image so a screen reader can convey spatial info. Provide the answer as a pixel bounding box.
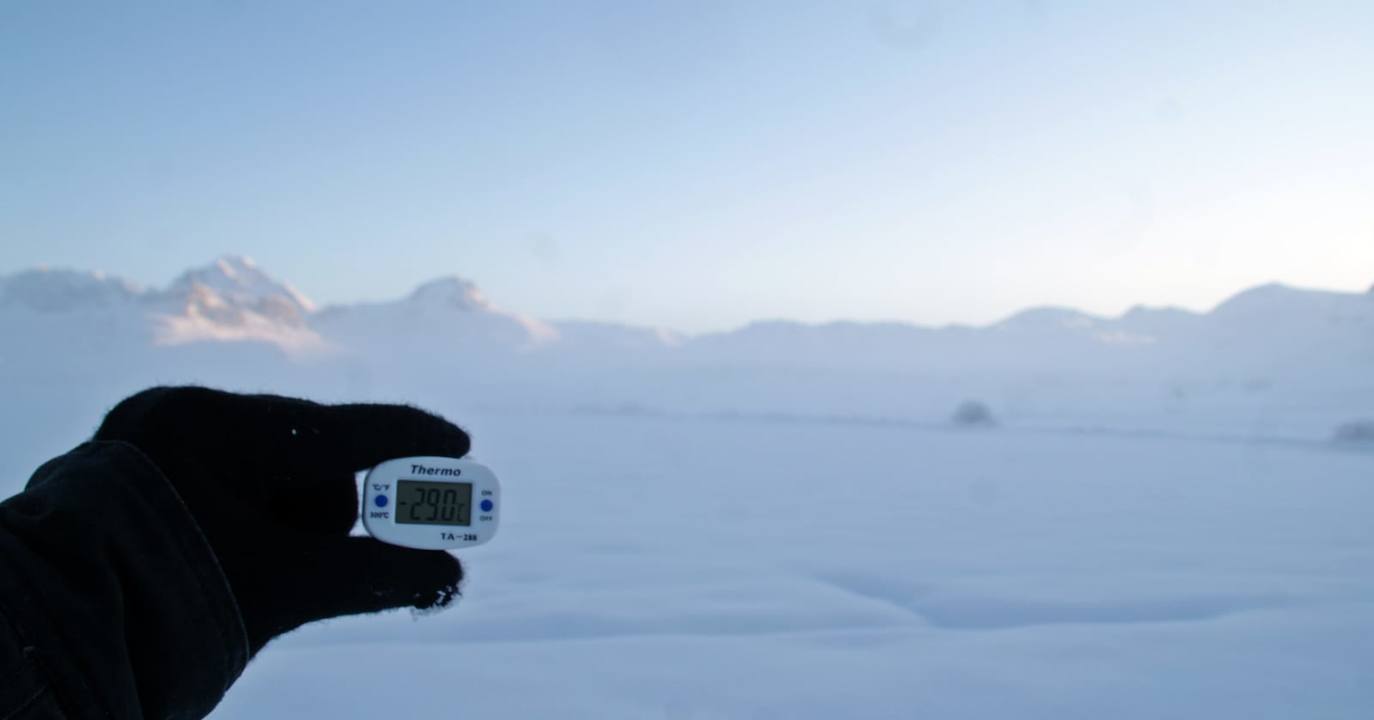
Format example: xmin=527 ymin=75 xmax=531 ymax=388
xmin=362 ymin=457 xmax=501 ymax=550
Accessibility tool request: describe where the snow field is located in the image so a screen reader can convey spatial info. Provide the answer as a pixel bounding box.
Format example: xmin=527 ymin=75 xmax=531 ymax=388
xmin=210 ymin=413 xmax=1374 ymax=719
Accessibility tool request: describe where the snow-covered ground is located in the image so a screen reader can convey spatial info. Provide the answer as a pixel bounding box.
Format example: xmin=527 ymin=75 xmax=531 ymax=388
xmin=2 ymin=257 xmax=1372 ymax=718
xmin=203 ymin=411 xmax=1374 ymax=719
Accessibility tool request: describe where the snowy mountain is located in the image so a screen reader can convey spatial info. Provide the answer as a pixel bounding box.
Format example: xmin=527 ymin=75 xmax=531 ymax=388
xmin=3 ymin=256 xmax=1370 ymax=376
xmin=681 ymin=288 xmax=1373 ymax=379
xmin=162 ymin=256 xmax=316 ymax=316
xmin=1 ymin=256 xmax=1370 ymax=437
xmin=0 ymin=268 xmax=142 ymax=312
xmin=146 ymin=256 xmax=322 ymax=352
xmin=0 ymin=256 xmax=324 ymax=357
xmin=312 ymin=276 xmax=557 ymax=364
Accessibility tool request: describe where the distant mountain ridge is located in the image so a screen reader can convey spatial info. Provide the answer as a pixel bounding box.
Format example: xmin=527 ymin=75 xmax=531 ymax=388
xmin=2 ymin=255 xmax=1370 ymax=444
xmin=2 ymin=255 xmax=1370 ymax=376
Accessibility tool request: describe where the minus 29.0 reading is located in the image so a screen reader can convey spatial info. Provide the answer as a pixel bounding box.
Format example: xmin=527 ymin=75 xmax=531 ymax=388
xmin=394 ymin=480 xmax=473 ymax=526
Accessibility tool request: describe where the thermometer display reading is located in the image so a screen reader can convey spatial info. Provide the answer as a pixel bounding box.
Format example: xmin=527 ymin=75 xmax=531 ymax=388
xmin=394 ymin=480 xmax=473 ymax=526
xmin=363 ymin=457 xmax=498 ymax=549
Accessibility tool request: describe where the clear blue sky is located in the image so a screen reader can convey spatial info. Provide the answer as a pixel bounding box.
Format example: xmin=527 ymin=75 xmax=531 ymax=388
xmin=3 ymin=1 xmax=1372 ymax=331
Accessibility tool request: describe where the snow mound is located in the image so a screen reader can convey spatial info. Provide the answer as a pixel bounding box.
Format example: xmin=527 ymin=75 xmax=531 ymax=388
xmin=951 ymin=400 xmax=997 ymax=427
xmin=1331 ymin=420 xmax=1374 ymax=446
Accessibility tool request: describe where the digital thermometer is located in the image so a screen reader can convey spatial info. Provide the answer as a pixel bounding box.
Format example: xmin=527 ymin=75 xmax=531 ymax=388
xmin=362 ymin=457 xmax=501 ymax=550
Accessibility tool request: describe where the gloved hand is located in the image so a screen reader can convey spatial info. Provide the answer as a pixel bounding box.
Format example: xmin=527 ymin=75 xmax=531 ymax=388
xmin=93 ymin=386 xmax=471 ymax=655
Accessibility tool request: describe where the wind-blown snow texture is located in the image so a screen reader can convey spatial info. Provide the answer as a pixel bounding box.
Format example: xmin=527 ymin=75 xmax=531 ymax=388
xmin=2 ymin=257 xmax=1371 ymax=718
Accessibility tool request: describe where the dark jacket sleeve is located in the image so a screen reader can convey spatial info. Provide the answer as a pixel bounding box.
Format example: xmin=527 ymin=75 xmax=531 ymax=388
xmin=0 ymin=442 xmax=249 ymax=720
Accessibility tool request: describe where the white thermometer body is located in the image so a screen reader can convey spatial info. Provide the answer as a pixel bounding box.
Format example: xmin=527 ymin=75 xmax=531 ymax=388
xmin=362 ymin=457 xmax=500 ymax=550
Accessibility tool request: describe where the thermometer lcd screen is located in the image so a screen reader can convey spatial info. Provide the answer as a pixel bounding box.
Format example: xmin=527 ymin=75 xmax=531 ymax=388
xmin=395 ymin=480 xmax=473 ymax=526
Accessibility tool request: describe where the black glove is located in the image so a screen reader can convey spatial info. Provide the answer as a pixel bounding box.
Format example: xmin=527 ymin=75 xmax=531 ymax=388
xmin=93 ymin=386 xmax=471 ymax=656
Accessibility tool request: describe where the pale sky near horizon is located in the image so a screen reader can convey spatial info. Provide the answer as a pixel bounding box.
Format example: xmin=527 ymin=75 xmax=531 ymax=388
xmin=3 ymin=1 xmax=1372 ymax=332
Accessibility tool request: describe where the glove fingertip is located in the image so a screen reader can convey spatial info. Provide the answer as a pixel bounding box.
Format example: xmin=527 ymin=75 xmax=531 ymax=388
xmin=353 ymin=538 xmax=464 ymax=612
xmin=411 ymin=550 xmax=464 ymax=611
